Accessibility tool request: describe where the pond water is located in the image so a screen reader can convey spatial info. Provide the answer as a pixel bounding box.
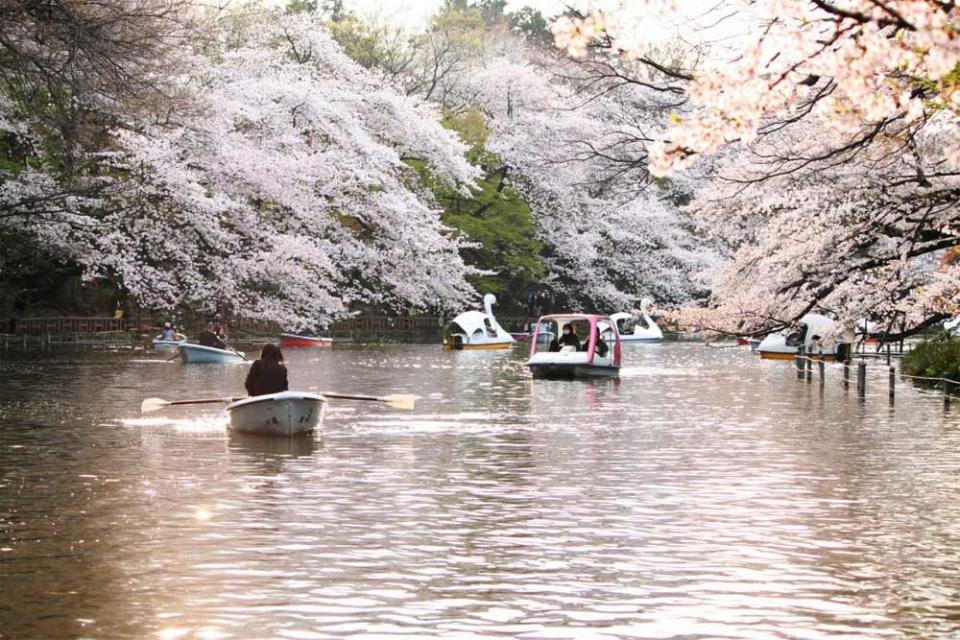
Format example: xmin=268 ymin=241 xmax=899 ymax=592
xmin=1 ymin=342 xmax=959 ymax=639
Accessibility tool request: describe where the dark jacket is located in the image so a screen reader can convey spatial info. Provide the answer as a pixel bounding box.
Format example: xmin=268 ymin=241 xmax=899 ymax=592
xmin=594 ymin=335 xmax=609 ymax=357
xmin=558 ymin=331 xmax=580 ymax=349
xmin=198 ymin=329 xmax=227 ymax=349
xmin=245 ymin=360 xmax=289 ymax=397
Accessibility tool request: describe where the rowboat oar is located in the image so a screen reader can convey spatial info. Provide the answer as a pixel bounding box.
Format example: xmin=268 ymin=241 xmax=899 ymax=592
xmin=141 ymin=392 xmax=415 ymax=414
xmin=319 ymin=391 xmax=417 ymax=410
xmin=141 ymin=396 xmax=239 ymax=414
xmin=219 ymin=338 xmax=248 ymax=361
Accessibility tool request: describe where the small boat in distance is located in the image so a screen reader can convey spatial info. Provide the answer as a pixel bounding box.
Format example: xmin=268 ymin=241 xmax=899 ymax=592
xmin=611 ymin=309 xmax=663 ymax=343
xmin=756 ymin=313 xmax=841 ymax=360
xmin=527 ymin=314 xmax=621 ymax=379
xmin=510 ymin=321 xmax=555 ymax=344
xmin=179 ymin=343 xmax=246 ymax=364
xmin=947 ymin=317 xmax=960 ymax=336
xmin=443 ymin=294 xmax=515 ymax=350
xmin=280 ymin=333 xmax=333 ymax=348
xmin=152 ymin=335 xmax=187 ymax=349
xmin=226 ymin=391 xmax=327 ymax=436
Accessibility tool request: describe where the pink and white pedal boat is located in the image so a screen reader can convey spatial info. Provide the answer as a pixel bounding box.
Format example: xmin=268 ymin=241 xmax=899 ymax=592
xmin=526 ymin=314 xmax=622 ymax=379
xmin=279 ymin=333 xmax=333 ymax=348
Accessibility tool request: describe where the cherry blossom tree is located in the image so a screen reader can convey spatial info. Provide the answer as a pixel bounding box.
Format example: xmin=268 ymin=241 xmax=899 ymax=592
xmin=2 ymin=7 xmax=482 ymax=325
xmin=552 ymin=1 xmax=959 ymax=332
xmin=466 ymin=51 xmax=716 ymax=310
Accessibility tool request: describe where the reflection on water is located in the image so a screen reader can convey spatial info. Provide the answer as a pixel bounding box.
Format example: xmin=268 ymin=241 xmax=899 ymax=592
xmin=1 ymin=343 xmax=960 ymax=638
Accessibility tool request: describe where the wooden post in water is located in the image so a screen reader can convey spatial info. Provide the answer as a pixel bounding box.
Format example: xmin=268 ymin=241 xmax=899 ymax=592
xmin=795 ymin=346 xmax=805 ymax=378
xmin=946 ymin=380 xmax=955 ymax=407
xmin=818 ymin=349 xmax=825 ymax=383
xmin=805 ymin=348 xmax=813 ymax=381
xmin=889 ymin=366 xmax=895 ymax=402
xmin=843 ymin=361 xmax=850 ymax=387
xmin=857 ymin=362 xmax=866 ymax=398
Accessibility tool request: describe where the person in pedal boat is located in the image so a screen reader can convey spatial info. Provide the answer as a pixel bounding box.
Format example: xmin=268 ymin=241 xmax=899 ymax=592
xmin=198 ymin=322 xmax=228 ymax=349
xmin=550 ymin=324 xmax=581 ymax=352
xmin=245 ymin=343 xmax=289 ymax=397
xmin=592 ymin=326 xmax=610 ymax=357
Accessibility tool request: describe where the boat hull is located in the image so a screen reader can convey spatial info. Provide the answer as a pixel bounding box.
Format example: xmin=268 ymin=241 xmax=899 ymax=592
xmin=153 ymin=338 xmax=186 ymax=349
xmin=280 ymin=334 xmax=332 ymax=348
xmin=179 ymin=343 xmax=245 ymax=364
xmin=443 ymin=340 xmax=513 ymax=351
xmin=225 ymin=392 xmax=327 ymax=436
xmin=759 ymin=350 xmax=837 ymax=361
xmin=528 ymin=363 xmax=620 ymax=379
xmin=618 ymin=336 xmax=662 ymax=343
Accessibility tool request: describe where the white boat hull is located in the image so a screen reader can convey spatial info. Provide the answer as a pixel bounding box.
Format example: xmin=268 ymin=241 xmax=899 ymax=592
xmin=527 ymin=350 xmax=619 ymax=379
xmin=225 ymin=392 xmax=327 ymax=436
xmin=153 ymin=338 xmax=186 ymax=349
xmin=529 ymin=363 xmax=619 ymax=379
xmin=618 ymin=334 xmax=662 ymax=343
xmin=179 ymin=343 xmax=245 ymax=364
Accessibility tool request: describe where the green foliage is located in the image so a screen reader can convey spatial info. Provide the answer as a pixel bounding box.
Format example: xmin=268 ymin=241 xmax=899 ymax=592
xmin=326 ymin=15 xmax=385 ymax=70
xmin=409 ymin=110 xmax=544 ymax=306
xmin=902 ymin=334 xmax=960 ymax=381
xmin=443 ymin=0 xmax=507 ymax=27
xmin=509 ymin=7 xmax=551 ymax=44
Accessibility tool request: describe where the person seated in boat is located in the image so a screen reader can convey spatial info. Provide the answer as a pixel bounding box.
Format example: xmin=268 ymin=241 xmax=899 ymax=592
xmin=245 ymin=343 xmax=289 ymax=397
xmin=198 ymin=323 xmax=228 ymax=349
xmin=593 ymin=327 xmax=609 ymax=358
xmin=550 ymin=324 xmax=580 ymax=351
xmin=213 ymin=315 xmax=228 ymax=340
xmin=160 ymin=322 xmax=175 ymax=341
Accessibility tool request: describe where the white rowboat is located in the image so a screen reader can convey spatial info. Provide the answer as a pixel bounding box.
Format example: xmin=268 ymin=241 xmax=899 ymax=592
xmin=225 ymin=391 xmax=327 ymax=436
xmin=153 ymin=336 xmax=187 ymax=348
xmin=179 ymin=343 xmax=245 ymax=364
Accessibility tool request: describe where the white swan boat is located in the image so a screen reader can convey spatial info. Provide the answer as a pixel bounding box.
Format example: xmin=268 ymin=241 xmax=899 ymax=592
xmin=610 ymin=310 xmax=663 ymax=343
xmin=179 ymin=343 xmax=245 ymax=364
xmin=225 ymin=391 xmax=327 ymax=436
xmin=756 ymin=313 xmax=841 ymax=360
xmin=945 ymin=317 xmax=959 ymax=336
xmin=443 ymin=293 xmax=515 ymax=350
xmin=526 ymin=314 xmax=621 ymax=379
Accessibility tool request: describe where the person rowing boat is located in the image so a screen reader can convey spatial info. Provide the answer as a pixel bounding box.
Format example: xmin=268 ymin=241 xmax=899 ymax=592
xmin=245 ymin=343 xmax=289 ymax=396
xmin=198 ymin=322 xmax=227 ymax=349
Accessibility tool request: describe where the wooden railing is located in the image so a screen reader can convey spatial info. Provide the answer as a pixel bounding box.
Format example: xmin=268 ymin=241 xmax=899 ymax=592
xmin=3 ymin=314 xmax=541 ymax=342
xmin=9 ymin=316 xmax=155 ymax=334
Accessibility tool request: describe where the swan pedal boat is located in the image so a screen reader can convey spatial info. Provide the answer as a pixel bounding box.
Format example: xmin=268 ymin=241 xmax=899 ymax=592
xmin=611 ymin=311 xmax=663 ymax=343
xmin=179 ymin=343 xmax=245 ymax=364
xmin=757 ymin=313 xmax=841 ymax=360
xmin=226 ymin=391 xmax=327 ymax=436
xmin=279 ymin=333 xmax=333 ymax=348
xmin=443 ymin=293 xmax=515 ymax=350
xmin=527 ymin=314 xmax=622 ymax=379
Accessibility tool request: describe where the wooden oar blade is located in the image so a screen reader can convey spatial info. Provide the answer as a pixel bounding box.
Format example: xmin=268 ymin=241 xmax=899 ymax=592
xmin=382 ymin=394 xmax=416 ymax=410
xmin=141 ymin=397 xmax=171 ymax=414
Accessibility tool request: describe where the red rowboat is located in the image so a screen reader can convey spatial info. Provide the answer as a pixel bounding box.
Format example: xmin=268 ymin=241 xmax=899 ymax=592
xmin=279 ymin=333 xmax=333 ymax=348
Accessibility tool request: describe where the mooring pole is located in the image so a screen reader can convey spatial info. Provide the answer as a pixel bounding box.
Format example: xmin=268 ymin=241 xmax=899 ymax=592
xmin=889 ymin=366 xmax=895 ymax=402
xmin=796 ymin=346 xmax=805 ymax=377
xmin=947 ymin=380 xmax=955 ymax=407
xmin=857 ymin=362 xmax=866 ymax=398
xmin=886 ymin=343 xmax=891 ymax=366
xmin=818 ymin=349 xmax=825 ymax=382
